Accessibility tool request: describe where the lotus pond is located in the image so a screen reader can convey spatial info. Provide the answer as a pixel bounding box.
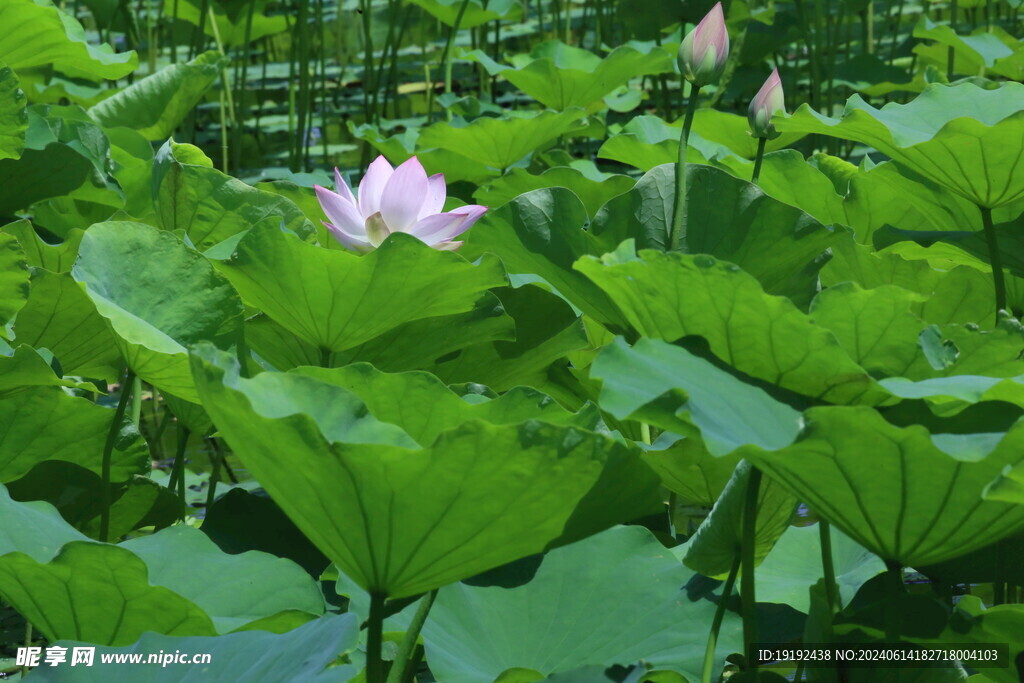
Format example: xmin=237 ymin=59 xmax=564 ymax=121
xmin=1 ymin=0 xmax=1024 ymax=681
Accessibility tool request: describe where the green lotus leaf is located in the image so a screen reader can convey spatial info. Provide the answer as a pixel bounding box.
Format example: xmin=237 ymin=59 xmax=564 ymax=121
xmin=984 ymin=460 xmax=1024 ymax=506
xmin=153 ymin=140 xmax=316 ymax=251
xmin=474 ymin=166 xmax=635 ymax=217
xmin=683 ymin=460 xmax=798 ymax=579
xmin=0 ymin=0 xmax=137 ymax=80
xmin=190 ymin=346 xmax=662 ymax=598
xmin=0 ymin=542 xmax=216 ymax=645
xmin=166 ymin=0 xmax=290 ymax=47
xmin=90 ymin=52 xmax=228 ymax=141
xmin=0 ymin=63 xmax=27 ymax=161
xmin=597 ymin=115 xmax=738 ymax=171
xmin=72 ymin=220 xmax=244 ymax=402
xmin=245 ymin=293 xmax=514 ymax=373
xmin=0 ymin=230 xmax=28 ymax=335
xmin=575 ymin=250 xmax=890 ymax=405
xmin=13 ymin=268 xmax=121 ymax=381
xmin=294 ymin=362 xmax=599 ymax=446
xmin=433 ymin=284 xmax=590 ymax=391
xmin=422 ymin=526 xmax=742 ymax=682
xmin=775 ymin=82 xmax=1024 ymax=208
xmin=0 ymin=385 xmax=148 ymax=483
xmin=417 ymin=110 xmax=588 ymax=171
xmin=0 ymin=344 xmax=100 ymax=395
xmin=931 ymin=596 xmax=1024 ymax=683
xmin=0 ymin=483 xmax=88 ymax=561
xmin=589 ymin=164 xmax=843 ymax=304
xmin=463 ymin=42 xmax=673 ymax=111
xmin=216 ymin=222 xmax=506 ymax=355
xmin=912 ymin=18 xmax=1015 ymax=76
xmin=755 ymin=523 xmax=885 ymax=613
xmin=28 ymin=613 xmax=360 ymax=682
xmin=121 ymin=526 xmax=324 ymax=633
xmin=2 ymin=219 xmax=82 ymax=271
xmin=106 ymin=126 xmax=157 ymax=224
xmin=744 ymin=407 xmax=1024 ymax=566
xmin=591 ymin=337 xmax=802 ymax=456
xmin=0 ymin=104 xmax=122 ymax=216
xmin=347 ymin=123 xmax=496 ymax=185
xmin=409 ymin=0 xmax=522 ymax=28
xmin=642 ymin=436 xmax=740 ymax=506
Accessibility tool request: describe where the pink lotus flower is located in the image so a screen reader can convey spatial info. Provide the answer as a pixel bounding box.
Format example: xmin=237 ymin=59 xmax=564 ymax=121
xmin=678 ymin=3 xmax=730 ymax=88
xmin=315 ymin=156 xmax=487 ymax=253
xmin=748 ymin=68 xmax=786 ymax=139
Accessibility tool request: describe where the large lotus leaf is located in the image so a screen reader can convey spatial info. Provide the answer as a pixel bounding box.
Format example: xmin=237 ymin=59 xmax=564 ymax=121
xmin=913 ymin=19 xmax=1015 ymax=76
xmin=0 ymin=483 xmax=89 ymax=561
xmin=72 ymin=221 xmax=244 ymax=403
xmin=683 ymin=460 xmax=798 ymax=578
xmin=2 ymin=219 xmax=82 ymax=271
xmin=0 ymin=542 xmax=216 ymax=645
xmin=597 ymin=115 xmax=740 ymax=171
xmin=121 ymin=526 xmax=324 ymax=633
xmin=0 ymin=344 xmax=100 ymax=396
xmin=408 ymin=0 xmax=521 ymax=28
xmin=417 ymin=110 xmax=588 ymax=171
xmin=0 ymin=230 xmax=28 ymax=335
xmin=461 ymin=187 xmax=627 ymax=328
xmin=432 ymin=284 xmax=590 ymax=391
xmin=0 ymin=386 xmax=147 ymax=483
xmin=642 ymin=436 xmax=741 ymax=506
xmin=347 ymin=123 xmax=496 ymax=185
xmin=775 ymin=82 xmax=1024 ymax=208
xmin=29 ymin=613 xmax=360 ymax=683
xmin=153 ymin=140 xmax=315 ymax=251
xmin=190 ymin=347 xmax=661 ymax=598
xmin=0 ymin=104 xmax=122 ymax=216
xmin=106 ymin=126 xmax=157 ymax=224
xmin=0 ymin=0 xmax=137 ymax=80
xmin=575 ymin=250 xmax=890 ymax=405
xmin=928 ymin=597 xmax=1024 ymax=683
xmin=294 ymin=362 xmax=598 ymax=447
xmin=0 ymin=63 xmax=27 ymax=161
xmin=246 ymin=294 xmax=514 ymax=373
xmin=90 ymin=52 xmax=227 ymax=141
xmin=591 ymin=337 xmax=802 ymax=456
xmin=690 ymin=108 xmax=808 ymax=159
xmin=756 ymin=523 xmax=885 ymax=613
xmin=984 ymin=461 xmax=1024 ymax=506
xmin=744 ymin=407 xmax=1024 ymax=566
xmin=464 ymin=42 xmax=673 ymax=112
xmin=216 ymin=222 xmax=506 ymax=355
xmin=474 ymin=166 xmax=635 ymax=217
xmin=589 ymin=164 xmax=843 ymax=303
xmin=166 ymin=0 xmax=290 ymax=47
xmin=423 ymin=525 xmax=742 ymax=683
xmin=13 ymin=268 xmax=120 ymax=380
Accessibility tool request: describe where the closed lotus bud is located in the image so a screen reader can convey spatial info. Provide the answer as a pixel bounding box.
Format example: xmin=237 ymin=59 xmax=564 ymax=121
xmin=678 ymin=3 xmax=730 ymax=87
xmin=748 ymin=68 xmax=786 ymax=139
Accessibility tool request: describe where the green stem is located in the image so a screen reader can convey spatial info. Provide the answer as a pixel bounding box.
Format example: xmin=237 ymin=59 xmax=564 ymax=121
xmin=295 ymin=0 xmax=311 ymax=167
xmin=820 ymin=520 xmax=840 ymax=612
xmin=168 ymin=424 xmax=190 ymax=519
xmin=994 ymin=540 xmax=1006 ymax=605
xmin=884 ymin=561 xmax=904 ymax=642
xmin=701 ymin=555 xmax=740 ymax=683
xmin=440 ymin=0 xmax=473 ymax=109
xmin=205 ymin=437 xmax=224 ymax=511
xmin=232 ymin=0 xmax=257 ymax=172
xmin=100 ymin=369 xmax=135 ymax=543
xmin=385 ymin=590 xmax=437 ymax=683
xmin=980 ymin=206 xmax=1006 ymax=318
xmin=366 ymin=592 xmax=387 ymax=683
xmin=751 ymin=137 xmax=768 ymax=185
xmin=741 ymin=465 xmax=762 ymax=679
xmin=669 ymin=84 xmax=700 ymax=252
xmin=948 ymin=0 xmax=959 ymax=79
xmin=130 ymin=375 xmax=142 ymax=426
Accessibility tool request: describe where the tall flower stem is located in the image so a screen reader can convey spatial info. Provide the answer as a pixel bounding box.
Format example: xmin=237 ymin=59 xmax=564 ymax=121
xmin=741 ymin=466 xmax=762 ymax=680
xmin=981 ymin=206 xmax=1006 ymax=317
xmin=385 ymin=590 xmax=438 ymax=683
xmin=751 ymin=137 xmax=767 ymax=185
xmin=701 ymin=555 xmax=740 ymax=683
xmin=440 ymin=0 xmax=473 ymax=119
xmin=168 ymin=423 xmax=191 ymax=518
xmin=100 ymin=369 xmax=135 ymax=543
xmin=884 ymin=561 xmax=904 ymax=642
xmin=366 ymin=592 xmax=388 ymax=683
xmin=670 ymin=85 xmax=701 ymax=251
xmin=819 ymin=520 xmax=840 ymax=611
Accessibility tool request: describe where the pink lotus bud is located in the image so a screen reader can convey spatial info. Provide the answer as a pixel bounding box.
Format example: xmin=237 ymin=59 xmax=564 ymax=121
xmin=678 ymin=3 xmax=730 ymax=88
xmin=314 ymin=155 xmax=487 ymax=253
xmin=748 ymin=68 xmax=786 ymax=139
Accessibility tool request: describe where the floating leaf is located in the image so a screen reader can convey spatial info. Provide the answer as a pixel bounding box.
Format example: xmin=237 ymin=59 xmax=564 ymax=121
xmin=409 ymin=0 xmax=522 ymax=28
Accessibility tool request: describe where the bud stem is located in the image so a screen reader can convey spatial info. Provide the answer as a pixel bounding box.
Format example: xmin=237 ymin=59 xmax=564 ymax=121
xmin=670 ymin=85 xmax=701 ymax=251
xmin=751 ymin=137 xmax=768 ymax=185
xmin=981 ymin=206 xmax=1006 ymax=321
